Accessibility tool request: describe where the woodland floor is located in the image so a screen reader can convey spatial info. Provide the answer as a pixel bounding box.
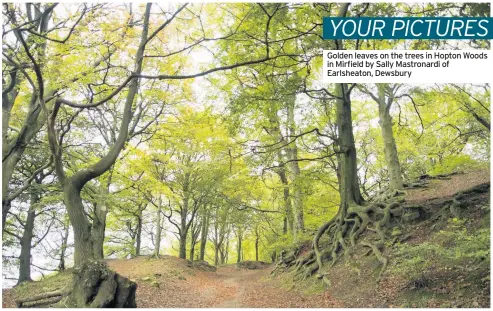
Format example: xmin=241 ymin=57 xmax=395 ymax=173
xmin=107 ymin=257 xmax=343 ymax=308
xmin=2 ymin=169 xmax=490 ymax=308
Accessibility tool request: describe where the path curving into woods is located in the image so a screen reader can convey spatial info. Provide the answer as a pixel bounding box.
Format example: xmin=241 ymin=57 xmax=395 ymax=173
xmin=201 ymin=266 xmax=342 ymax=308
xmin=105 ymin=256 xmax=342 ymax=308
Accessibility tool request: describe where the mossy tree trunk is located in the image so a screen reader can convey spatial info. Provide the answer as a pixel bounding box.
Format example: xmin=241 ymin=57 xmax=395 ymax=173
xmin=62 ymin=183 xmax=95 ymax=265
xmin=91 ymin=172 xmax=112 ymax=260
xmin=61 ymin=261 xmax=136 ymax=308
xmin=91 ymin=198 xmax=108 ymax=260
xmin=336 ymin=82 xmax=364 ymax=209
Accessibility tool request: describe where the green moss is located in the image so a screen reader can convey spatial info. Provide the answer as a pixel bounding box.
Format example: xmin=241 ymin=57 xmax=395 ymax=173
xmin=388 ymin=218 xmax=490 ymax=282
xmin=13 ymin=269 xmax=73 ymax=300
xmin=399 ymin=289 xmax=448 ymax=307
xmin=301 ymin=277 xmax=326 ymax=295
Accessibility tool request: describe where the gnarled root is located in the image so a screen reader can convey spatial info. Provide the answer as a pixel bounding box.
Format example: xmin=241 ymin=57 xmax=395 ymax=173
xmin=300 ymin=195 xmax=408 ymax=286
xmin=292 ymin=181 xmax=488 ymax=285
xmin=361 ymin=241 xmax=387 ymax=281
xmin=372 ymin=188 xmax=407 ymax=203
xmin=450 ymin=193 xmax=465 ymax=218
xmin=431 ymin=182 xmax=489 ymax=228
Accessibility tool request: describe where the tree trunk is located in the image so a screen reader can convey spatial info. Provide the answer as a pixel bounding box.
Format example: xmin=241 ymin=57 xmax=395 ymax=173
xmin=63 ymin=183 xmax=94 ymax=265
xmin=214 ymin=242 xmax=219 ymax=266
xmin=199 ymin=209 xmax=209 ymax=260
xmin=255 ymin=226 xmax=259 ymax=262
xmin=2 ymin=199 xmax=11 ymax=234
xmin=377 ymin=85 xmax=403 ymax=190
xmin=189 ymin=225 xmax=196 ymax=261
xmin=189 ymin=242 xmax=195 ymax=261
xmin=223 ymin=235 xmax=229 ymax=264
xmin=336 ymin=82 xmax=364 ymax=209
xmin=333 ymin=4 xmax=363 ymax=211
xmin=179 ymin=234 xmax=187 ymax=259
xmin=91 ymin=176 xmax=111 ymax=260
xmin=277 ymin=165 xmax=293 ymax=234
xmin=154 ymin=196 xmax=162 ymax=257
xmin=18 ymin=191 xmax=37 ymax=284
xmin=255 ymin=237 xmax=259 ymax=262
xmin=269 ymin=109 xmax=294 ymax=235
xmin=220 ymin=234 xmax=229 ymax=265
xmin=58 ymin=216 xmax=70 ymax=271
xmin=135 ymin=212 xmax=142 ymax=256
xmin=91 ymin=201 xmax=107 ymax=260
xmin=179 ymin=185 xmax=190 ymax=259
xmin=286 ymin=99 xmax=304 ymax=240
xmin=62 ymin=262 xmax=136 ymax=308
xmin=236 ymin=232 xmax=242 ymax=263
xmin=189 ymin=211 xmax=201 ymax=260
xmin=213 ymin=216 xmax=220 ymax=265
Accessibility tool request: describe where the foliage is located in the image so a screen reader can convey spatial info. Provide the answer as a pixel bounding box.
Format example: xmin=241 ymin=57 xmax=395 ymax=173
xmin=389 ymin=218 xmax=490 ymax=282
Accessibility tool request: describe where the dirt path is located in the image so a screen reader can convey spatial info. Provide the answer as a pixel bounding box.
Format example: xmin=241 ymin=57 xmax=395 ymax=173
xmin=209 ymin=267 xmax=244 ymax=307
xmin=187 ymin=265 xmax=343 ymax=308
xmin=99 ymin=256 xmax=340 ymax=308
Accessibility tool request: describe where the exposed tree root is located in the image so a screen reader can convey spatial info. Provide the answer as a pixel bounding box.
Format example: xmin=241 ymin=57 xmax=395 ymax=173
xmin=284 ymin=182 xmax=489 ymax=284
xmin=371 ymin=188 xmax=407 ymax=203
xmin=360 ymin=241 xmax=387 ymax=281
xmin=277 ymin=181 xmax=489 ymax=286
xmin=403 ymin=171 xmax=461 ymax=189
xmin=431 ymin=182 xmax=489 ymax=229
xmin=289 ymin=190 xmax=422 ymax=286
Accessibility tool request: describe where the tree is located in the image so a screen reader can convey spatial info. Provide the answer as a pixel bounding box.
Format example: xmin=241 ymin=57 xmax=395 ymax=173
xmin=359 ymin=84 xmax=404 ymax=190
